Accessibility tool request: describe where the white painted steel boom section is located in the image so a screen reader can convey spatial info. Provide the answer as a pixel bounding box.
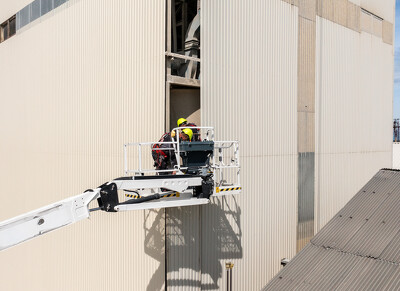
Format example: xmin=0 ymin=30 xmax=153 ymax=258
xmin=0 ymin=189 xmax=101 ymax=251
xmin=0 ymin=176 xmax=207 ymax=252
xmin=113 ymin=176 xmax=203 ymax=193
xmin=115 ymin=197 xmax=210 ymax=211
xmin=0 ymin=174 xmax=238 ymax=251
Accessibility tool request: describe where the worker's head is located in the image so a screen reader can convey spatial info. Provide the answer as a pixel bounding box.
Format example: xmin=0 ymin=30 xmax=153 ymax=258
xmin=180 ymin=128 xmax=193 ymax=141
xmin=177 ymin=118 xmax=188 ymax=127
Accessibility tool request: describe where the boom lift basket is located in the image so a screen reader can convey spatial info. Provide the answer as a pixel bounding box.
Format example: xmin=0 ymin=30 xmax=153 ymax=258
xmin=0 ymin=126 xmax=241 ymax=251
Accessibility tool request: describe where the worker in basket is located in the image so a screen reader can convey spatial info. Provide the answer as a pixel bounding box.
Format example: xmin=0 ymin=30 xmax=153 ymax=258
xmin=152 ymin=128 xmax=193 ymax=174
xmin=177 ymin=118 xmax=201 ymax=141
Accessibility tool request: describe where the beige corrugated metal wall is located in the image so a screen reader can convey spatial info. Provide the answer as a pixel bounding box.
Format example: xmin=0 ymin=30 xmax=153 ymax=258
xmin=0 ymin=0 xmax=395 ymax=290
xmin=333 ymin=1 xmax=394 ymax=23
xmin=200 ymin=1 xmax=299 ymax=289
xmin=0 ymin=0 xmax=165 ymax=290
xmin=0 ymin=0 xmax=31 ymax=22
xmin=393 ymin=143 xmax=400 ymax=169
xmin=315 ymin=17 xmax=393 ymax=229
xmin=360 ymin=0 xmax=396 ymax=22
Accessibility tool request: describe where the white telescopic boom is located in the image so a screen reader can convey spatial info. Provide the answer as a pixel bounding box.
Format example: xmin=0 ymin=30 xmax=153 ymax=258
xmin=0 ymin=189 xmax=100 ymax=251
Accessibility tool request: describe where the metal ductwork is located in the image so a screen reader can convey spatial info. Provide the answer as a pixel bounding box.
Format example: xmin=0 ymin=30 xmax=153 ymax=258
xmin=179 ymin=9 xmax=200 ymax=79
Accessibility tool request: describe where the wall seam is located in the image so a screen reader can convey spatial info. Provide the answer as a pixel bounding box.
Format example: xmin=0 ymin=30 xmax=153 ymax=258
xmin=281 ymin=0 xmax=394 ymax=45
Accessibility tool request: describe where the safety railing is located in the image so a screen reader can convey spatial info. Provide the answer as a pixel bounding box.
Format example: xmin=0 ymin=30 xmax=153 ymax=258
xmin=213 ymin=141 xmax=240 ymax=187
xmin=123 ymin=127 xmax=240 ymax=189
xmin=124 ymin=127 xmax=214 ymax=176
xmin=124 ymin=141 xmax=182 ymax=175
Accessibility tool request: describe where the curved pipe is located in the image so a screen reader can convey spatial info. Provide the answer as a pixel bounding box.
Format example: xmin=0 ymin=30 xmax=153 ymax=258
xmin=179 ymin=11 xmax=200 ymax=79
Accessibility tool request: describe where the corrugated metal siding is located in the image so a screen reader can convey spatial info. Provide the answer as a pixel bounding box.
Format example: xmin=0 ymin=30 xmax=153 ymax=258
xmin=265 ymin=170 xmax=400 ymax=290
xmin=166 ymin=206 xmax=202 ymax=290
xmin=0 ymin=0 xmax=165 ymax=290
xmin=265 ymin=244 xmax=400 ymax=291
xmin=393 ymin=143 xmax=400 ymax=169
xmin=348 ymin=0 xmax=361 ymax=5
xmin=0 ymin=0 xmax=31 ymax=23
xmin=296 ymin=0 xmax=317 ymax=251
xmin=315 ymin=17 xmax=393 ymax=230
xmin=329 ymin=1 xmax=396 ymax=25
xmin=199 ymin=0 xmax=299 ymax=289
xmin=312 ymin=170 xmax=400 ymax=249
xmin=360 ymin=0 xmax=396 ymax=23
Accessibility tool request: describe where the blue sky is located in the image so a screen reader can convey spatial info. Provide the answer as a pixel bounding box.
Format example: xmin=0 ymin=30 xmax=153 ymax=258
xmin=393 ymin=0 xmax=400 ymax=118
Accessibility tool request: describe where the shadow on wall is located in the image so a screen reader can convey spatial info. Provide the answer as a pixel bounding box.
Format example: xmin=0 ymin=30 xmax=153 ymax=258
xmin=143 ymin=209 xmax=165 ymax=291
xmin=197 ymin=196 xmax=242 ymax=290
xmin=143 ymin=196 xmax=242 ymax=290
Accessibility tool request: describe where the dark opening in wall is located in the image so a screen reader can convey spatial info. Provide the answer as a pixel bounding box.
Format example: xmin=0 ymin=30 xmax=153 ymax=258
xmin=172 ymin=0 xmax=199 ymax=54
xmin=0 ymin=15 xmax=16 ymax=43
xmin=169 ymin=85 xmax=200 ymax=131
xmin=168 ymin=0 xmax=200 ymax=80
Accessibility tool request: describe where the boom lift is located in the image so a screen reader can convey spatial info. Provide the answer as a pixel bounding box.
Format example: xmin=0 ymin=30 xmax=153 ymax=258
xmin=0 ymin=127 xmax=240 ymax=251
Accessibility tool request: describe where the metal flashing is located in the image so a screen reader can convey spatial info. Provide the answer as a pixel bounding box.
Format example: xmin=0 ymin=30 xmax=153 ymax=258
xmin=382 ymin=20 xmax=394 ymax=45
xmin=297 ymin=0 xmax=316 ymax=251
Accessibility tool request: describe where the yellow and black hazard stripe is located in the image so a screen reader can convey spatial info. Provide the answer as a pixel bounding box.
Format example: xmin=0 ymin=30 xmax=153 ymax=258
xmin=216 ymin=187 xmax=242 ymax=193
xmin=125 ymin=193 xmax=142 ymax=199
xmin=161 ymin=192 xmax=180 ymax=198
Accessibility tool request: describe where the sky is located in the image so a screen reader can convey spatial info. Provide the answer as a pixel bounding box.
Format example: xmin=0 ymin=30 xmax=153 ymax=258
xmin=393 ymin=0 xmax=400 ymax=118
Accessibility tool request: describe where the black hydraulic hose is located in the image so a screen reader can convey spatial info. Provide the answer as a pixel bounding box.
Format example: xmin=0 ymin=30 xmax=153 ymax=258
xmin=123 ymin=189 xmax=140 ymax=195
xmin=120 ymin=194 xmax=161 ymax=205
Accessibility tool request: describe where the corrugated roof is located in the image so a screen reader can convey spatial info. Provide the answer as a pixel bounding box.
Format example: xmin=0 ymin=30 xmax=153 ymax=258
xmin=264 ymin=169 xmax=400 ymax=290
